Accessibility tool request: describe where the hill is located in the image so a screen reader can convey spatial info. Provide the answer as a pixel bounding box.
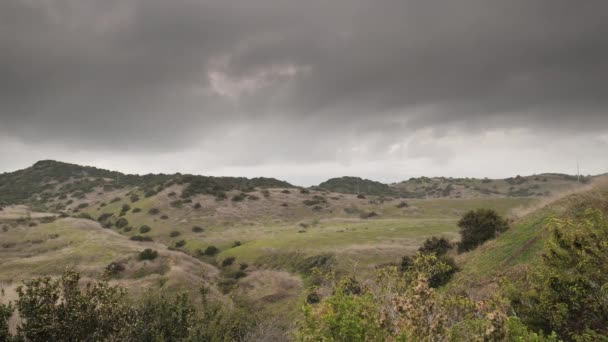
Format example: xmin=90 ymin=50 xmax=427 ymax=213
xmin=314 ymin=173 xmax=595 ymax=199
xmin=449 ymin=177 xmax=608 ymax=299
xmin=317 ymin=176 xmax=396 ymax=196
xmin=0 ymin=160 xmax=293 ymax=209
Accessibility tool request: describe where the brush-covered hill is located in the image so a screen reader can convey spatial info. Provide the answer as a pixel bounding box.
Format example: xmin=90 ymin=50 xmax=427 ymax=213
xmin=0 ymin=160 xmax=294 ymax=209
xmin=449 ymin=177 xmax=608 ymax=300
xmin=317 ymin=176 xmax=396 ymax=196
xmin=315 ymin=173 xmax=596 ymax=199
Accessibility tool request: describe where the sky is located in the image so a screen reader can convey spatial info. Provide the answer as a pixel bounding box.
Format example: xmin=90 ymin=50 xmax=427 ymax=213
xmin=1 ymin=0 xmax=607 ymax=186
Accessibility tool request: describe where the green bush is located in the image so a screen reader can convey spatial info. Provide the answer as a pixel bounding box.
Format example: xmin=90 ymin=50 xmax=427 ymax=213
xmin=169 ymin=230 xmax=181 ymax=238
xmin=203 ymin=246 xmax=219 ymax=256
xmin=115 ymin=218 xmax=129 ymax=228
xmin=175 ymin=240 xmax=186 ymax=248
xmin=130 ymin=194 xmax=140 ymax=202
xmin=148 ymin=208 xmax=160 ymax=215
xmin=222 ymin=257 xmax=236 ymax=267
xmin=192 ymin=226 xmax=204 ymax=233
xmin=139 ymin=248 xmax=158 ymax=261
xmin=160 ymin=214 xmax=169 ymax=220
xmin=130 ymin=235 xmax=153 ymax=242
xmin=139 ymin=225 xmax=151 ymax=234
xmin=418 ymin=236 xmax=452 ymax=256
xmin=508 ymin=209 xmax=608 ymax=339
xmin=132 ymin=207 xmax=142 ymax=213
xmin=457 ymin=208 xmax=509 ymax=252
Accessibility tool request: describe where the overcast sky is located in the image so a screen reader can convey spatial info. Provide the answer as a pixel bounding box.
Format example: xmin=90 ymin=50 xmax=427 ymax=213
xmin=1 ymin=0 xmax=607 ymax=185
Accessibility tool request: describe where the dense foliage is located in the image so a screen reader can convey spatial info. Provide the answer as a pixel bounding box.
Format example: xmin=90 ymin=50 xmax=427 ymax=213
xmin=508 ymin=209 xmax=608 ymax=340
xmin=295 ymin=253 xmax=555 ymax=341
xmin=457 ymin=209 xmax=509 ymax=252
xmin=1 ymin=270 xmax=255 ymax=341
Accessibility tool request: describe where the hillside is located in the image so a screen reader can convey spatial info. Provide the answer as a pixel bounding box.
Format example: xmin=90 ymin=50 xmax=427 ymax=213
xmin=0 ymin=160 xmax=294 ymax=209
xmin=391 ymin=174 xmax=594 ymax=199
xmin=449 ymin=177 xmax=608 ymax=299
xmin=314 ymin=173 xmax=594 ymax=199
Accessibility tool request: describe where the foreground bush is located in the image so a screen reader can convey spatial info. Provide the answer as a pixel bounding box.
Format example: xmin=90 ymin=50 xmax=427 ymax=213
xmin=1 ymin=270 xmax=255 ymax=341
xmin=295 ymin=253 xmax=555 ymax=341
xmin=508 ymin=209 xmax=608 ymax=340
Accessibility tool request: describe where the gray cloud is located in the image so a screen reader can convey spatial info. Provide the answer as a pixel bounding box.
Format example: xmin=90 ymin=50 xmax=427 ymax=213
xmin=1 ymin=0 xmax=607 ymax=180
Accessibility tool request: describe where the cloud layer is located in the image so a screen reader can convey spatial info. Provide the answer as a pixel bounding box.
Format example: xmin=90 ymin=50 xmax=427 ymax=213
xmin=1 ymin=0 xmax=607 ymax=183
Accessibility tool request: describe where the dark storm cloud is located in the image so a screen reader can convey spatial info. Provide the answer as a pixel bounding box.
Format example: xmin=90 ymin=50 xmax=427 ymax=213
xmin=1 ymin=0 xmax=608 ymax=156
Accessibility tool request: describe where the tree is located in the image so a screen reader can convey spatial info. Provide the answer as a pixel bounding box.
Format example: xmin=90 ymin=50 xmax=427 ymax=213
xmin=457 ymin=208 xmax=509 ymax=252
xmin=508 ymin=209 xmax=608 ymax=340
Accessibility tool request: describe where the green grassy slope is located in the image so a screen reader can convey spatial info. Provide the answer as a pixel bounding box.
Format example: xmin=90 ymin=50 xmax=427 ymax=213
xmin=449 ymin=183 xmax=608 ymax=299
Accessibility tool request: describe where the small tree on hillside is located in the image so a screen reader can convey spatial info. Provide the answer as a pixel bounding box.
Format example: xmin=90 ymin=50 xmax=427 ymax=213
xmin=457 ymin=209 xmax=508 ymax=252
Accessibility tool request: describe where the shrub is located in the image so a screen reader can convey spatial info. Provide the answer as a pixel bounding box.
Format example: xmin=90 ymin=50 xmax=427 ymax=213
xmin=148 ymin=208 xmax=160 ymax=215
xmin=130 ymin=194 xmax=140 ymax=203
xmin=193 ymin=202 xmax=202 ymax=209
xmin=360 ymin=211 xmax=378 ymax=219
xmin=123 ymin=226 xmax=132 ymax=232
xmin=232 ymin=241 xmax=241 ymax=248
xmin=110 ymin=197 xmax=121 ymax=203
xmin=396 ymin=201 xmax=409 ymax=208
xmin=115 ymin=218 xmax=129 ymax=228
xmin=457 ymin=208 xmax=508 ymax=252
xmin=281 ymin=203 xmax=288 ymax=207
xmin=120 ymin=204 xmax=131 ymax=215
xmin=192 ymin=226 xmax=204 ymax=233
xmin=132 ymin=207 xmax=142 ymax=213
xmin=247 ymin=195 xmax=260 ymax=201
xmin=357 ymin=194 xmax=366 ymax=199
xmin=169 ymin=230 xmax=181 ymax=238
xmin=222 ymin=257 xmax=236 ymax=267
xmin=281 ymin=189 xmax=291 ymax=194
xmin=105 ymin=261 xmax=125 ymax=276
xmin=232 ymin=193 xmax=247 ymax=202
xmin=77 ymin=202 xmax=89 ymax=209
xmin=175 ymin=240 xmax=186 ymax=248
xmin=306 ymin=291 xmax=321 ymax=304
xmin=167 ymin=191 xmax=176 ymax=197
xmin=300 ymin=189 xmax=310 ymax=194
xmin=203 ymin=245 xmax=219 ymax=256
xmin=508 ymin=209 xmax=608 ymax=339
xmin=139 ymin=225 xmax=151 ymax=234
xmin=160 ymin=215 xmax=169 ymax=220
xmin=10 ymin=270 xmax=133 ymax=341
xmin=294 ymin=254 xmax=540 ymax=341
xmin=139 ymin=248 xmax=158 ymax=261
xmin=261 ymin=189 xmax=270 ymax=198
xmin=418 ymin=237 xmax=451 ymax=256
xmin=144 ymin=189 xmax=156 ymax=197
xmin=98 ymin=213 xmax=113 ymax=222
xmin=130 ymin=235 xmax=153 ymax=242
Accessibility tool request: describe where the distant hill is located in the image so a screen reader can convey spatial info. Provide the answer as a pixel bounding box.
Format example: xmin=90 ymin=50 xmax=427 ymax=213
xmin=391 ymin=174 xmax=594 ymax=199
xmin=315 ymin=173 xmax=595 ymax=198
xmin=0 ymin=160 xmax=293 ymax=207
xmin=317 ymin=176 xmax=396 ymax=196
